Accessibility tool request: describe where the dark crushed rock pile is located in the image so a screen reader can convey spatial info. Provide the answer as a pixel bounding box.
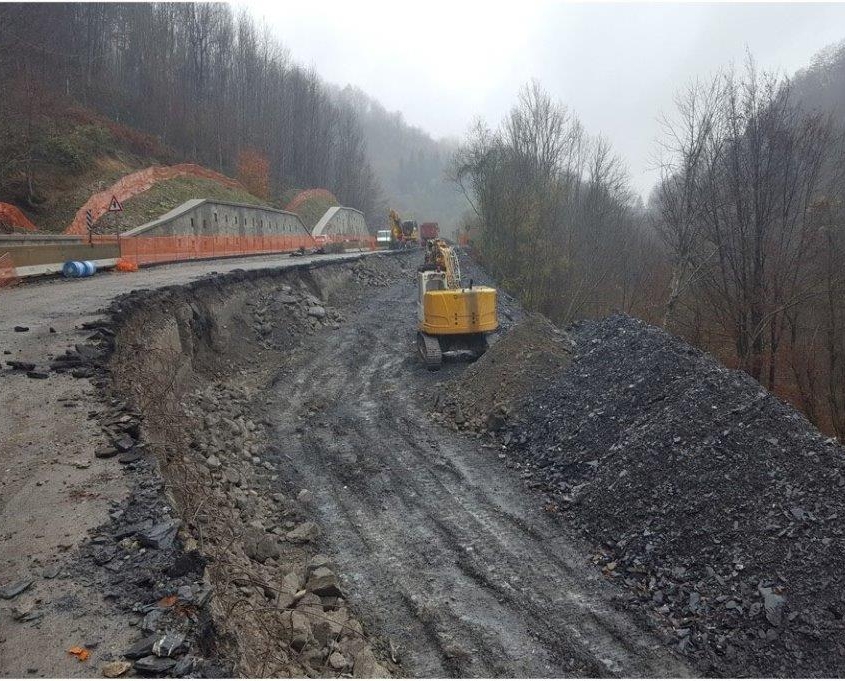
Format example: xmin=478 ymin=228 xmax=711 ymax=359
xmin=495 ymin=314 xmax=845 ymax=676
xmin=436 ymin=313 xmax=573 ymax=431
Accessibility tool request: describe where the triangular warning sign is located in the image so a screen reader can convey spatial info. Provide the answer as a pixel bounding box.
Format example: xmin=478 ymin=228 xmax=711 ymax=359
xmin=107 ymin=195 xmax=123 ymax=212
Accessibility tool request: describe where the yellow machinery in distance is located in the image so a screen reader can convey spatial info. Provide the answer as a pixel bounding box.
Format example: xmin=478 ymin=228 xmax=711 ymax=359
xmin=388 ymin=209 xmax=418 ymax=248
xmin=417 ymin=238 xmax=498 ymax=370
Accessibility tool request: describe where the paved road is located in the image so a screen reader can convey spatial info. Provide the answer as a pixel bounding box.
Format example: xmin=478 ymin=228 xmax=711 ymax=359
xmin=269 ymin=273 xmax=693 ymax=678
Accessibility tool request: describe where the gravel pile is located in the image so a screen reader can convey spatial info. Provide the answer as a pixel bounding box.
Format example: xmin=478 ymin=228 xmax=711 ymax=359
xmin=436 ymin=314 xmax=573 ymax=432
xmin=493 ymin=314 xmax=845 ymax=676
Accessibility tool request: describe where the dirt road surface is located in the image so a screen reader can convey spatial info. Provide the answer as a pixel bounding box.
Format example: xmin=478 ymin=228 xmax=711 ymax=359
xmin=0 ymin=251 xmax=370 ymax=678
xmin=269 ymin=273 xmax=693 ymax=677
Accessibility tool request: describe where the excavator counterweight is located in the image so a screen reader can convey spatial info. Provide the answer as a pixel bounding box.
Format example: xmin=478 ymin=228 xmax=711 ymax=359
xmin=416 ymin=239 xmax=498 ymax=370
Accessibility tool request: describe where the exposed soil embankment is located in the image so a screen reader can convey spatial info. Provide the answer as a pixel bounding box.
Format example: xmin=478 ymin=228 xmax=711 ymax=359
xmin=443 ymin=312 xmax=845 ymax=676
xmin=96 ymin=254 xmax=411 ymax=677
xmin=436 ymin=313 xmax=573 ymax=432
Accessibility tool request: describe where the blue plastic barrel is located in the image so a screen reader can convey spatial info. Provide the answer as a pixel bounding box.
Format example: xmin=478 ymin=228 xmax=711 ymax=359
xmin=62 ymin=260 xmax=97 ymax=277
xmin=62 ymin=261 xmax=83 ymax=277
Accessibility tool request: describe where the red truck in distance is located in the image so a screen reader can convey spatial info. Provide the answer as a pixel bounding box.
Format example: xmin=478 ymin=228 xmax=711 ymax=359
xmin=419 ymin=222 xmax=439 ymax=245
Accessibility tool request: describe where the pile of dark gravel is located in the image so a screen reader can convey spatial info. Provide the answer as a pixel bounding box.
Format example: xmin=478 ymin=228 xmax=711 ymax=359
xmin=497 ymin=314 xmax=845 ymax=676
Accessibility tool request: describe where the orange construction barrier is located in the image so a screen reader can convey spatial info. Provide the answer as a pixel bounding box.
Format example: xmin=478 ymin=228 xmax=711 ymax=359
xmin=103 ymin=233 xmax=324 ymax=268
xmin=65 ymin=164 xmax=247 ymax=236
xmin=0 ymin=252 xmax=19 ymax=288
xmin=89 ymin=231 xmax=378 ymax=269
xmin=0 ymin=203 xmax=37 ymax=232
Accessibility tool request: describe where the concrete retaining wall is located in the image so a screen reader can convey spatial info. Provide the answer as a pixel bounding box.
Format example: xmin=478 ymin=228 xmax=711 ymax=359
xmin=0 ymin=235 xmax=119 ymax=268
xmin=122 ymin=199 xmax=308 ymax=238
xmin=312 ymin=207 xmax=368 ymax=238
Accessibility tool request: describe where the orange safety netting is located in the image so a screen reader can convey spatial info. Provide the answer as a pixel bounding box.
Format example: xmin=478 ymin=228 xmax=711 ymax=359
xmin=0 ymin=252 xmax=19 ymax=288
xmin=64 ymin=164 xmax=247 ymax=236
xmin=285 ymin=188 xmax=338 ymax=214
xmin=114 ymin=258 xmax=139 ymax=272
xmin=92 ymin=234 xmax=379 ymax=268
xmin=0 ymin=203 xmax=37 ymax=231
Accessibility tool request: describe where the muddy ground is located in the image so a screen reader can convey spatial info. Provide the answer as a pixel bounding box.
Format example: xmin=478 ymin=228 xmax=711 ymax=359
xmin=3 ymin=249 xmax=693 ymax=678
xmin=0 ymin=251 xmax=388 ymax=678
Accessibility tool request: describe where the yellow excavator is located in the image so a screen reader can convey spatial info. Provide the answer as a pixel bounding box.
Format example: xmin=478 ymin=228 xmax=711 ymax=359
xmin=417 ymin=238 xmax=498 ymax=370
xmin=388 ymin=209 xmax=418 ymax=249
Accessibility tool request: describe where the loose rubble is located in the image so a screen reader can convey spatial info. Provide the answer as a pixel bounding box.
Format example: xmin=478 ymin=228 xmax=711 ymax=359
xmin=447 ymin=313 xmax=845 ymax=676
xmin=92 ymin=255 xmax=411 ymax=676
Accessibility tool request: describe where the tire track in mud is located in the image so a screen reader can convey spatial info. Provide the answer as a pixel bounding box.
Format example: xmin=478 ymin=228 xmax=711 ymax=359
xmin=268 ymin=279 xmax=692 ymax=678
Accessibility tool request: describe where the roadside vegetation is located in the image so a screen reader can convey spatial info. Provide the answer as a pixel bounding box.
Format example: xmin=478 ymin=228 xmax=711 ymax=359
xmin=456 ymin=57 xmax=845 ymax=438
xmin=0 ymin=4 xmax=382 ymax=225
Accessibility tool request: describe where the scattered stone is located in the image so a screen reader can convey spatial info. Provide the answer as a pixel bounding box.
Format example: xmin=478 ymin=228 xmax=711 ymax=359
xmin=329 ymin=651 xmax=350 ymax=670
xmin=283 ymin=610 xmax=313 ymax=651
xmin=307 ymin=306 xmax=327 ymax=319
xmin=6 ymin=360 xmax=35 ymax=371
xmin=352 ymin=648 xmax=389 ymax=678
xmin=760 ymin=586 xmax=786 ymax=627
xmin=113 ymin=434 xmax=136 ymax=452
xmin=0 ymin=578 xmax=33 ymax=599
xmin=95 ymin=446 xmax=119 ymax=459
xmin=138 ymin=519 xmax=180 ymax=550
xmin=152 ymin=632 xmax=186 ymax=658
xmin=133 ymin=656 xmax=177 ymax=674
xmin=172 ymin=656 xmax=198 ymax=677
xmin=306 ymin=554 xmax=332 ymax=575
xmin=101 ymin=661 xmax=132 ymax=678
xmin=244 ymin=529 xmax=280 ymax=562
xmin=118 ymin=450 xmax=142 ymax=464
xmin=205 ymin=455 xmax=221 ymax=470
xmin=41 ymin=565 xmax=61 ymax=579
xmin=306 ymin=567 xmax=342 ymax=597
xmin=286 ymin=521 xmax=321 ymax=544
xmin=141 ymin=609 xmax=163 ymax=635
xmin=13 ymin=325 xmax=29 ymax=332
xmin=11 ymin=600 xmax=41 ymax=622
xmin=223 ymin=467 xmax=240 ymax=484
xmin=297 ymin=488 xmax=314 ymax=504
xmin=125 ymin=635 xmax=158 ymax=659
xmin=26 ymin=370 xmax=49 ymax=379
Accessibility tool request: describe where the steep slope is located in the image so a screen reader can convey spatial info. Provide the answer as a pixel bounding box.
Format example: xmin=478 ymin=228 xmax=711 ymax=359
xmin=443 ymin=313 xmax=845 ymax=676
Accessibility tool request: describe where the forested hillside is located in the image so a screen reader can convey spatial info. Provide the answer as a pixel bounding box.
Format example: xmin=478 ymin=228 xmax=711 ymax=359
xmin=335 ymin=86 xmax=469 ymax=237
xmin=458 ymin=62 xmax=845 ymax=439
xmin=0 ymin=3 xmax=382 ymax=223
xmin=792 ymin=40 xmax=845 ymax=123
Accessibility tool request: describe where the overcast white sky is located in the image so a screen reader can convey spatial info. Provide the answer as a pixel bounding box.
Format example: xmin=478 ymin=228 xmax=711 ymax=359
xmin=245 ymin=1 xmax=845 ymax=199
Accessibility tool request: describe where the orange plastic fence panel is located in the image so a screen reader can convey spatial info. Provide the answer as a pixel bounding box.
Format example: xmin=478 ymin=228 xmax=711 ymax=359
xmin=0 ymin=252 xmax=19 ymax=288
xmin=114 ymin=229 xmax=352 ymax=267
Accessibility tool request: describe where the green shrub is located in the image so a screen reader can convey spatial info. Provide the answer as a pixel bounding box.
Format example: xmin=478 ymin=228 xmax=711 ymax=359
xmin=35 ymin=125 xmax=116 ymax=170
